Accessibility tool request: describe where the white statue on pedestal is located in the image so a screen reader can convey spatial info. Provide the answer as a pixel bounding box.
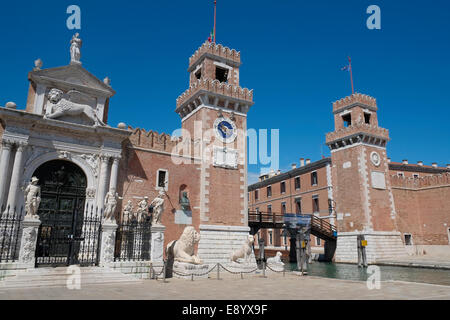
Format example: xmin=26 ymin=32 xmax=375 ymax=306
xmin=70 ymin=33 xmax=82 ymax=64
xmin=122 ymin=200 xmax=133 ymax=223
xmin=230 ymin=235 xmax=255 ymax=264
xmin=24 ymin=177 xmax=41 ymax=218
xmin=150 ymin=191 xmax=165 ymax=225
xmin=103 ymin=191 xmax=118 ymax=222
xmin=136 ymin=196 xmax=149 ymax=221
xmin=167 ymin=226 xmax=202 ymax=265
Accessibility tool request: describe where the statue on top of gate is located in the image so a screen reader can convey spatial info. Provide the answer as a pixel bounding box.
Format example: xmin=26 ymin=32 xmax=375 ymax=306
xmin=24 ymin=177 xmax=41 ymax=218
xmin=150 ymin=191 xmax=165 ymax=225
xmin=104 ymin=191 xmax=118 ymax=222
xmin=136 ymin=196 xmax=149 ymax=221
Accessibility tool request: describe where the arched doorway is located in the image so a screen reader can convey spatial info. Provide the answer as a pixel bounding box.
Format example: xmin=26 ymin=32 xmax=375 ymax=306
xmin=33 ymin=160 xmax=100 ymax=267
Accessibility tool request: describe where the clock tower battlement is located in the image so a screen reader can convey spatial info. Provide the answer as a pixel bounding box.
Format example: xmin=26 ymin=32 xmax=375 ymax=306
xmin=175 ymin=42 xmax=254 ymax=119
xmin=326 ymin=93 xmax=389 ymax=151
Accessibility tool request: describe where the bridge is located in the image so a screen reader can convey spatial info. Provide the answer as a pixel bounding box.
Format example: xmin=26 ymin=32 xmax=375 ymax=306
xmin=248 ymin=211 xmax=338 ymax=261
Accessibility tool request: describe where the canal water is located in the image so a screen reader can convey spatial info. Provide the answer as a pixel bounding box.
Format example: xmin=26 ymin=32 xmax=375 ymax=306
xmin=286 ymin=262 xmax=450 ymax=286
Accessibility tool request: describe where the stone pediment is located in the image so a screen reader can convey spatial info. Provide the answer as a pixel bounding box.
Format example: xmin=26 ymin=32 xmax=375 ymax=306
xmin=29 ymin=64 xmax=115 ymax=97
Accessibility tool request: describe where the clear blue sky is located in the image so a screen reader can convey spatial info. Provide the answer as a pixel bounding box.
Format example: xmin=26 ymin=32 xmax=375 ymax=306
xmin=1 ymin=1 xmax=449 ymax=184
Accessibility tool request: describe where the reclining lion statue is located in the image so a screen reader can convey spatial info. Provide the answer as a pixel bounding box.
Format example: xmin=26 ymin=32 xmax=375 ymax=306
xmin=44 ymin=88 xmax=105 ymax=126
xmin=166 ymin=226 xmax=202 ymax=265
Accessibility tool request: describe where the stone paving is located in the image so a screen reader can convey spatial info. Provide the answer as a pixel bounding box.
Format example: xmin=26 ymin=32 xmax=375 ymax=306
xmin=1 ymin=272 xmax=450 ymax=300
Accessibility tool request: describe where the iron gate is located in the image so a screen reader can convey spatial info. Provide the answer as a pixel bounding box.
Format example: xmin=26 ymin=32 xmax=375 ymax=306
xmin=34 ymin=160 xmax=101 ymax=267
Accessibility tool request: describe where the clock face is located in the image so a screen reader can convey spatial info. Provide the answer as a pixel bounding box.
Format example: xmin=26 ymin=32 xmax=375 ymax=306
xmin=214 ymin=117 xmax=237 ymax=143
xmin=370 ymin=151 xmax=381 ymax=166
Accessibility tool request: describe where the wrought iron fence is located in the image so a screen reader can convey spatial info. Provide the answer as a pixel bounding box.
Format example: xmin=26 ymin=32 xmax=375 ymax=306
xmin=114 ymin=210 xmax=152 ymax=261
xmin=35 ymin=204 xmax=102 ymax=267
xmin=0 ymin=205 xmax=23 ymax=263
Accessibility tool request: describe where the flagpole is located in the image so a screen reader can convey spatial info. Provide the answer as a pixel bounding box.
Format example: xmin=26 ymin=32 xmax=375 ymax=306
xmin=349 ymin=56 xmax=354 ymax=95
xmin=214 ymin=0 xmax=217 ymax=43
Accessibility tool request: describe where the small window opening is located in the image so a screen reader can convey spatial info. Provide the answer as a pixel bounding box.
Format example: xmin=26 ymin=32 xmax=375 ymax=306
xmin=312 ymin=196 xmax=319 ymax=213
xmin=215 ymin=66 xmax=229 ymax=83
xmin=342 ymin=113 xmax=352 ymax=127
xmin=157 ymin=170 xmax=167 ymax=188
xmin=295 ymin=177 xmax=300 ymax=190
xmin=364 ymin=113 xmax=371 ymax=124
xmin=280 ymin=181 xmax=286 ymax=194
xmin=267 ymin=186 xmax=272 ymax=197
xmin=295 ymin=198 xmax=302 ymax=214
xmin=404 ymin=234 xmax=412 ymax=245
xmin=195 ymin=70 xmax=202 ymax=80
xmin=316 ymin=237 xmax=321 ymax=246
xmin=311 ymin=171 xmax=318 ymax=186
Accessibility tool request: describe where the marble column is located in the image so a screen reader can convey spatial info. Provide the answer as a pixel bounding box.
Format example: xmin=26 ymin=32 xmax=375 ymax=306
xmin=97 ymin=155 xmax=110 ymax=212
xmin=6 ymin=142 xmax=27 ymax=213
xmin=99 ymin=220 xmax=118 ymax=267
xmin=0 ymin=140 xmax=13 ymax=207
xmin=18 ymin=216 xmax=41 ymax=267
xmin=108 ymin=156 xmax=120 ymax=192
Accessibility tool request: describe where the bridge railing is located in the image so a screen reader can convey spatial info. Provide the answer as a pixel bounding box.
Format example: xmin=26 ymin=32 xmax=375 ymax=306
xmin=248 ymin=210 xmax=337 ymax=239
xmin=248 ymin=211 xmax=285 ymax=224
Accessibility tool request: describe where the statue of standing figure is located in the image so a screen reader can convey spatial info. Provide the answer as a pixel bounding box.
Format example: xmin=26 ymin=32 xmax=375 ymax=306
xmin=70 ymin=33 xmax=82 ymax=64
xmin=122 ymin=200 xmax=133 ymax=223
xmin=103 ymin=191 xmax=118 ymax=222
xmin=150 ymin=191 xmax=165 ymax=225
xmin=136 ymin=196 xmax=149 ymax=221
xmin=24 ymin=177 xmax=41 ymax=218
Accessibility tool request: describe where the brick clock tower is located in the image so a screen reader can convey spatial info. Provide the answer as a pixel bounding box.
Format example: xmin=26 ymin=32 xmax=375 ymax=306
xmin=175 ymin=42 xmax=254 ymax=264
xmin=326 ymin=93 xmax=406 ymax=263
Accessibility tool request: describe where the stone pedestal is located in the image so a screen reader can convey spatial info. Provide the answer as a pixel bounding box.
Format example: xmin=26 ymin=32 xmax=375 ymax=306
xmin=172 ymin=262 xmax=210 ymax=279
xmin=197 ymin=224 xmax=257 ymax=264
xmin=266 ymin=262 xmax=285 ymax=273
xmin=18 ymin=217 xmax=41 ymax=268
xmin=150 ymin=224 xmax=165 ymax=262
xmin=335 ymin=231 xmax=407 ymax=264
xmin=100 ymin=220 xmax=118 ymax=267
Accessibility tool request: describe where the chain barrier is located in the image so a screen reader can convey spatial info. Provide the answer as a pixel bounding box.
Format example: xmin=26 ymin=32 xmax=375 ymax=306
xmin=265 ymin=263 xmax=286 ymax=273
xmin=148 ymin=261 xmax=292 ymax=280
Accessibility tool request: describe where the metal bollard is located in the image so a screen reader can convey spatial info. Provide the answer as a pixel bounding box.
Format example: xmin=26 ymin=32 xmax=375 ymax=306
xmin=163 ymin=260 xmax=167 ymax=283
xmin=262 ymin=261 xmax=266 ymax=278
xmin=283 ymin=265 xmax=285 ymax=277
xmin=191 ymin=273 xmax=194 ymax=281
xmin=217 ymin=263 xmax=220 ymax=280
xmin=240 ymin=272 xmax=243 ymax=280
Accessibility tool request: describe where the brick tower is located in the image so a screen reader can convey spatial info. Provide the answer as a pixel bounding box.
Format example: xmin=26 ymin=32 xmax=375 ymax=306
xmin=175 ymin=42 xmax=254 ymax=264
xmin=325 ymin=93 xmax=406 ymax=263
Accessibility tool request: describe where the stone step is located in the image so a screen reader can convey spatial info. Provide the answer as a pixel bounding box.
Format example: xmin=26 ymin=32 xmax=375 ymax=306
xmin=0 ymin=267 xmax=142 ymax=289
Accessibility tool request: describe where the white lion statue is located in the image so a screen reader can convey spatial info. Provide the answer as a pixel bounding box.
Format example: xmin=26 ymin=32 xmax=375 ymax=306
xmin=230 ymin=235 xmax=255 ymax=263
xmin=166 ymin=226 xmax=202 ymax=265
xmin=44 ymin=88 xmax=105 ymax=126
xmin=267 ymin=251 xmax=284 ymax=265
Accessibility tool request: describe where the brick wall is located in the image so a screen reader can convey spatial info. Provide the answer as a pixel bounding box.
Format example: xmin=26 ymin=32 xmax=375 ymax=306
xmin=391 ymin=173 xmax=450 ymax=245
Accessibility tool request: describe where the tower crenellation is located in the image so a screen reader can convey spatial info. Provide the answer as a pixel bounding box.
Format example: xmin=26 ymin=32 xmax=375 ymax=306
xmin=189 ymin=41 xmax=241 ymax=69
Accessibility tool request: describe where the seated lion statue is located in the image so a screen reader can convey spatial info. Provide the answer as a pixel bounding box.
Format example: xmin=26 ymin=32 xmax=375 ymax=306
xmin=166 ymin=226 xmax=202 ymax=265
